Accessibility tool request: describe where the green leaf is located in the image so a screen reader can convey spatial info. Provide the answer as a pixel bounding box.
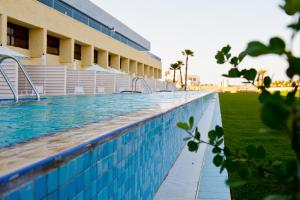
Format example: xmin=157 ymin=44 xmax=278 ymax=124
xmin=288 ymin=18 xmax=300 ymax=31
xmin=245 ymin=41 xmax=269 ymax=57
xmin=258 ymin=90 xmax=271 ymax=103
xmin=208 ymin=130 xmax=216 ymax=144
xmin=225 ymin=53 xmax=231 ymax=60
xmin=238 ymin=51 xmax=247 ymax=61
xmin=216 ymin=138 xmax=224 ymax=146
xmin=187 ymin=141 xmax=199 ymax=152
xmin=258 ymin=85 xmax=266 ymax=91
xmin=230 ymin=57 xmax=239 ymax=67
xmin=269 ymin=37 xmax=286 ymax=55
xmin=264 ymin=76 xmax=272 ymax=88
xmin=221 ymin=45 xmax=231 ymax=54
xmin=212 ymin=147 xmax=222 ymax=154
xmin=215 ymin=126 xmax=224 ymax=138
xmin=261 ymin=102 xmax=290 ymax=130
xmin=215 ymin=51 xmax=225 ymax=64
xmin=245 ymin=37 xmax=286 ymax=57
xmin=194 ymin=128 xmax=200 ymax=141
xmin=189 ymin=116 xmax=194 ymax=129
xmin=241 ymin=68 xmax=257 ymax=82
xmin=223 ymin=68 xmax=240 ymax=78
xmin=287 ymin=56 xmax=300 ymax=78
xmin=281 ymin=0 xmax=300 ymax=15
xmin=226 ymin=179 xmax=247 ymax=188
xmin=213 ymin=155 xmax=224 ymax=167
xmin=223 ymin=146 xmax=231 ymax=157
xmin=177 ymin=122 xmax=189 ymax=131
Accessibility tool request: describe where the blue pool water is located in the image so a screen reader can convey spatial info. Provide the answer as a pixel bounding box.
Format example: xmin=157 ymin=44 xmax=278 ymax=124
xmin=0 ymin=92 xmax=205 ymax=148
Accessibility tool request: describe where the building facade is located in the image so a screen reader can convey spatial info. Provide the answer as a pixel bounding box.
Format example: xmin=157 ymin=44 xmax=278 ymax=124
xmin=0 ymin=0 xmax=162 ymax=79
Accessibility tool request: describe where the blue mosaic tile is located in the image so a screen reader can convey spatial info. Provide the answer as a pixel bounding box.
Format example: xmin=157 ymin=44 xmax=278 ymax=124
xmin=47 ymin=169 xmax=58 ymax=194
xmin=83 ymin=168 xmax=91 ymax=187
xmin=91 ymin=149 xmax=98 ymax=165
xmin=58 ymin=183 xmax=69 ymax=200
xmin=34 ymin=175 xmax=46 ymax=199
xmin=75 ymin=173 xmax=84 ymax=194
xmin=47 ymin=191 xmax=58 ymax=200
xmin=73 ymin=191 xmax=83 ymax=200
xmin=4 ymin=190 xmax=19 ymax=200
xmin=68 ymin=159 xmax=77 ymax=178
xmin=20 ymin=182 xmax=34 ymax=200
xmin=58 ymin=163 xmax=68 ymax=186
xmin=90 ymin=181 xmax=97 ymax=199
xmin=83 ymin=187 xmax=91 ymax=200
xmin=90 ymin=165 xmax=97 ymax=181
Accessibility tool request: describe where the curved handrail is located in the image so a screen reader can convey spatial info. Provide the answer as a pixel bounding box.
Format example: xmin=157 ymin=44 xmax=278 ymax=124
xmin=0 ymin=55 xmax=40 ymax=101
xmin=131 ymin=77 xmax=139 ymax=91
xmin=134 ymin=77 xmax=152 ymax=94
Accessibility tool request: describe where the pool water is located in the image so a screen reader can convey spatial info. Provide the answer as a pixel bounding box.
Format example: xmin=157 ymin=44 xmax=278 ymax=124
xmin=0 ymin=92 xmax=206 ymax=148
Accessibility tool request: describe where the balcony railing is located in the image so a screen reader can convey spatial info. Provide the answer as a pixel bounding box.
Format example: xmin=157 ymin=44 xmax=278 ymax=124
xmin=37 ymin=0 xmax=161 ymax=61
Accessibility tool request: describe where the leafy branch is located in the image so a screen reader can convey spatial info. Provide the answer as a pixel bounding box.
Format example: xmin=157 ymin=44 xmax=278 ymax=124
xmin=177 ymin=0 xmax=300 ymax=199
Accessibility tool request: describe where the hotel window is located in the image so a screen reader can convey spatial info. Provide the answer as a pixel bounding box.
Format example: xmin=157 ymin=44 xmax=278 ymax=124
xmin=47 ymin=35 xmax=60 ymax=55
xmin=94 ymin=50 xmax=98 ymax=64
xmin=74 ymin=44 xmax=81 ymax=60
xmin=108 ymin=55 xmax=112 ymax=66
xmin=7 ymin=23 xmax=29 ymax=49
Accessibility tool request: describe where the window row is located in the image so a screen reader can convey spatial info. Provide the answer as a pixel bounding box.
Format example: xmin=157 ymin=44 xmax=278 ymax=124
xmin=36 ymin=0 xmax=160 ymax=60
xmin=6 ymin=22 xmax=158 ymax=68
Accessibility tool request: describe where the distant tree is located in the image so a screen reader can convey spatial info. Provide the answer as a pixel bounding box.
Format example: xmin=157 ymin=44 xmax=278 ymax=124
xmin=170 ymin=63 xmax=179 ymax=83
xmin=177 ymin=60 xmax=184 ymax=88
xmin=257 ymin=69 xmax=268 ymax=87
xmin=182 ymin=49 xmax=194 ymax=91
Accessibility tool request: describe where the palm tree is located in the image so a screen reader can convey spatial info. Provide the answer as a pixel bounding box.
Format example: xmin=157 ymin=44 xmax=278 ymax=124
xmin=170 ymin=63 xmax=179 ymax=83
xmin=257 ymin=69 xmax=268 ymax=87
xmin=176 ymin=60 xmax=184 ymax=88
xmin=182 ymin=49 xmax=194 ymax=91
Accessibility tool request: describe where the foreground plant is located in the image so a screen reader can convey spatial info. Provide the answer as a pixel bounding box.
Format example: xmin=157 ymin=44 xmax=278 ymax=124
xmin=178 ymin=0 xmax=300 ymax=199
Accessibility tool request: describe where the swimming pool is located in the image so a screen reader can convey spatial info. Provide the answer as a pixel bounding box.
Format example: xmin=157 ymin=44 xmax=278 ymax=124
xmin=0 ymin=91 xmax=217 ymax=200
xmin=0 ymin=92 xmax=207 ymax=148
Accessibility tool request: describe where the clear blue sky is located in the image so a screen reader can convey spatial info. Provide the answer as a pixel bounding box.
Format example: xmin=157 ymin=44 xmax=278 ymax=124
xmin=91 ymin=0 xmax=299 ymax=84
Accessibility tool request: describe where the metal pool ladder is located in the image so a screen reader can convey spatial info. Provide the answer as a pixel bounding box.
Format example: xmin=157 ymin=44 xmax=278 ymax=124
xmin=0 ymin=55 xmax=40 ymax=102
xmin=131 ymin=77 xmax=152 ymax=94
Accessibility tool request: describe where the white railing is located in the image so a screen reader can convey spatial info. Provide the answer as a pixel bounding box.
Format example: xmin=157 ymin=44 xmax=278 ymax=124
xmin=0 ymin=66 xmax=176 ymax=98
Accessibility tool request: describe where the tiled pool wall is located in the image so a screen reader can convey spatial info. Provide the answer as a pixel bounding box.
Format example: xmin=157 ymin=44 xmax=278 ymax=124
xmin=0 ymin=93 xmax=213 ymax=200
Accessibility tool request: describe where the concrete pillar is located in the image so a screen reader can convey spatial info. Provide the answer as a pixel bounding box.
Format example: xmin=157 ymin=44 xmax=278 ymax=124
xmin=144 ymin=65 xmax=149 ymax=78
xmin=158 ymin=69 xmax=162 ymax=79
xmin=110 ymin=54 xmax=120 ymax=70
xmin=98 ymin=50 xmax=108 ymax=68
xmin=129 ymin=60 xmax=137 ymax=76
xmin=60 ymin=38 xmax=74 ymax=66
xmin=154 ymin=68 xmax=158 ymax=79
xmin=137 ymin=62 xmax=144 ymax=76
xmin=0 ymin=14 xmax=7 ymax=46
xmin=149 ymin=67 xmax=154 ymax=78
xmin=29 ymin=28 xmax=47 ymax=58
xmin=120 ymin=57 xmax=129 ymax=73
xmin=82 ymin=45 xmax=93 ymax=67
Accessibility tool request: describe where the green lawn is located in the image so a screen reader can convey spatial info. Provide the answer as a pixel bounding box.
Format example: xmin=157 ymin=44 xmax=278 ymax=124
xmin=219 ymin=92 xmax=293 ymax=200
